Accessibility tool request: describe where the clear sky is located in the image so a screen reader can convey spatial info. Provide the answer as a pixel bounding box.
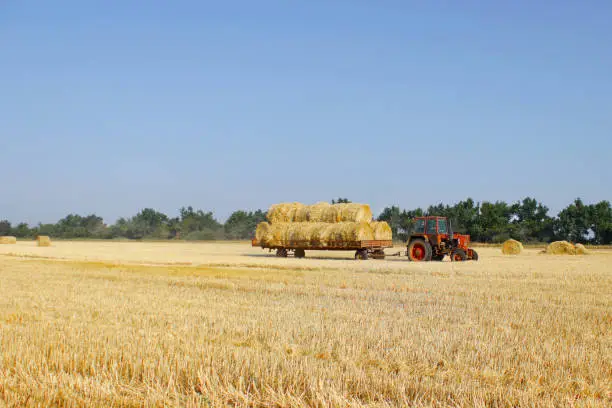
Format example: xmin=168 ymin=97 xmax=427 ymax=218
xmin=1 ymin=0 xmax=610 ymax=224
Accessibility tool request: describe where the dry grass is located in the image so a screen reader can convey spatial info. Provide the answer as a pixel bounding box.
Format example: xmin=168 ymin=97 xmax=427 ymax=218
xmin=0 ymin=242 xmax=610 ymax=407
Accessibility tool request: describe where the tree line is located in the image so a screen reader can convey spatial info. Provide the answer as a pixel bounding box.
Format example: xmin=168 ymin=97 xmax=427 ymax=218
xmin=378 ymin=197 xmax=611 ymax=244
xmin=0 ymin=197 xmax=610 ymax=244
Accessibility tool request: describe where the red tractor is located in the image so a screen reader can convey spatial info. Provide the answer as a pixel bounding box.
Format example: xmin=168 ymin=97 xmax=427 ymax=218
xmin=407 ymin=216 xmax=478 ymax=262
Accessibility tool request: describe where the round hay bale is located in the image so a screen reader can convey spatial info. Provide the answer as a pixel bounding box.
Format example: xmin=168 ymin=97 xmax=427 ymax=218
xmin=544 ymin=241 xmax=576 ymax=255
xmin=255 ymin=222 xmax=272 ymax=244
xmin=337 ymin=203 xmax=373 ymax=223
xmin=294 ymin=206 xmax=310 ymax=222
xmin=268 ymin=223 xmax=291 ymax=246
xmin=286 ymin=203 xmax=305 ymax=222
xmin=370 ymin=221 xmax=393 ymax=240
xmin=0 ymin=236 xmax=17 ymax=244
xmin=306 ymin=202 xmax=331 ymax=222
xmin=501 ymin=239 xmax=523 ymax=255
xmin=267 ymin=203 xmax=303 ymax=223
xmin=321 ymin=205 xmax=340 ymax=223
xmin=308 ymin=223 xmax=330 ymax=246
xmin=287 ymin=223 xmax=316 ymax=242
xmin=319 ymin=222 xmax=374 ymax=242
xmin=574 ymin=243 xmax=589 ymax=255
xmin=37 ymin=236 xmax=51 ymax=247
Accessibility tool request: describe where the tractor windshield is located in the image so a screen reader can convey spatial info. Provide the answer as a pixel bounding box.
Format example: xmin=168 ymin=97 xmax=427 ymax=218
xmin=426 ymin=219 xmax=437 ymax=234
xmin=438 ymin=219 xmax=447 ymax=234
xmin=413 ymin=219 xmax=425 ymax=233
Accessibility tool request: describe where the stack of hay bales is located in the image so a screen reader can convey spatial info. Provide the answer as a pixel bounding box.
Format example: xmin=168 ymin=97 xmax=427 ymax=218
xmin=543 ymin=241 xmax=587 ymax=255
xmin=256 ymin=202 xmax=391 ymax=247
xmin=37 ymin=236 xmax=51 ymax=247
xmin=0 ymin=236 xmax=17 ymax=244
xmin=501 ymin=239 xmax=523 ymax=255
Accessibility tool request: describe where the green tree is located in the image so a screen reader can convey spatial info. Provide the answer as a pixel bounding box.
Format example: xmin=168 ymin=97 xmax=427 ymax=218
xmin=12 ymin=223 xmax=32 ymax=238
xmin=224 ymin=210 xmax=266 ymax=240
xmin=556 ymin=198 xmax=590 ymax=243
xmin=588 ymin=201 xmax=612 ymax=244
xmin=510 ymin=197 xmax=554 ymax=243
xmin=0 ymin=220 xmax=11 ymax=236
xmin=179 ymin=206 xmax=221 ymax=234
xmin=127 ymin=208 xmax=170 ymax=239
xmin=377 ymin=206 xmax=402 ymax=238
xmin=37 ymin=223 xmax=57 ymax=237
xmin=479 ymin=201 xmax=512 ymax=242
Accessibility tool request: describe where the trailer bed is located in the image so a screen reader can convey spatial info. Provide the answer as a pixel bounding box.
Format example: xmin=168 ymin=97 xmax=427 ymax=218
xmin=252 ymin=239 xmax=393 ymax=250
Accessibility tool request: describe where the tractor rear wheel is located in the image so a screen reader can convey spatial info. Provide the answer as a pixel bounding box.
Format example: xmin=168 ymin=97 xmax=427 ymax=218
xmin=451 ymin=249 xmax=467 ymax=262
xmin=295 ymin=249 xmax=306 ymax=258
xmin=408 ymin=239 xmax=432 ymax=262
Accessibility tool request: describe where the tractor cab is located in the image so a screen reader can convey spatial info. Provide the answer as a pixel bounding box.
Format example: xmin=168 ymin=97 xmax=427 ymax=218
xmin=407 ymin=216 xmax=478 ymax=262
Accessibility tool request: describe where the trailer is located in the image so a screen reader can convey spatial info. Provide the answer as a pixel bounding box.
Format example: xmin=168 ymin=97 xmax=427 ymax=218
xmin=252 ymin=239 xmax=393 ymax=260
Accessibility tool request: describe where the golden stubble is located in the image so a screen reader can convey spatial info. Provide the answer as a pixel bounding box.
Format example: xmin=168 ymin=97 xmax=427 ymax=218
xmin=0 ymin=242 xmax=610 ymax=407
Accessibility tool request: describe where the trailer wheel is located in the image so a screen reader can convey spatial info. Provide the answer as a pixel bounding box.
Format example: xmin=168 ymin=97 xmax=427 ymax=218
xmin=408 ymin=239 xmax=432 ymax=262
xmin=355 ymin=249 xmax=369 ymax=260
xmin=295 ymin=249 xmax=306 ymax=258
xmin=276 ymin=248 xmax=288 ymax=258
xmin=451 ymin=249 xmax=467 ymax=262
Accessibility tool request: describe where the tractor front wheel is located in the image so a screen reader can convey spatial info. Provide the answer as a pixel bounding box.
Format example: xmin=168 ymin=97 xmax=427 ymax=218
xmin=451 ymin=249 xmax=467 ymax=262
xmin=470 ymin=249 xmax=479 ymax=261
xmin=408 ymin=239 xmax=432 ymax=262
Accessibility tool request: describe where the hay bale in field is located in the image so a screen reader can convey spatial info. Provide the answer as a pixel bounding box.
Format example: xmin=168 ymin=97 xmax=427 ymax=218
xmin=0 ymin=236 xmax=17 ymax=244
xmin=286 ymin=203 xmax=304 ymax=223
xmin=501 ymin=239 xmax=523 ymax=255
xmin=544 ymin=241 xmax=576 ymax=255
xmin=267 ymin=223 xmax=291 ymax=247
xmin=267 ymin=202 xmax=374 ymax=224
xmin=267 ymin=203 xmax=303 ymax=223
xmin=337 ymin=203 xmax=373 ymax=223
xmin=321 ymin=205 xmax=341 ymax=223
xmin=319 ymin=222 xmax=374 ymax=242
xmin=370 ymin=221 xmax=393 ymax=240
xmin=37 ymin=236 xmax=51 ymax=247
xmin=575 ymin=243 xmax=589 ymax=255
xmin=262 ymin=222 xmax=375 ymax=246
xmin=286 ymin=223 xmax=329 ymax=245
xmin=255 ymin=222 xmax=272 ymax=244
xmin=294 ymin=206 xmax=310 ymax=222
xmin=305 ymin=202 xmax=332 ymax=222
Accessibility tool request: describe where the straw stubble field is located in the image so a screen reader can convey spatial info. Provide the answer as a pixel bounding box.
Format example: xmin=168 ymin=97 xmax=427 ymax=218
xmin=0 ymin=241 xmax=610 ymax=407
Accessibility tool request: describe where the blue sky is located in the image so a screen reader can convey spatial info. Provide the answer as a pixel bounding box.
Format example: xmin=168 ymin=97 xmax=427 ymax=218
xmin=1 ymin=0 xmax=610 ymax=224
